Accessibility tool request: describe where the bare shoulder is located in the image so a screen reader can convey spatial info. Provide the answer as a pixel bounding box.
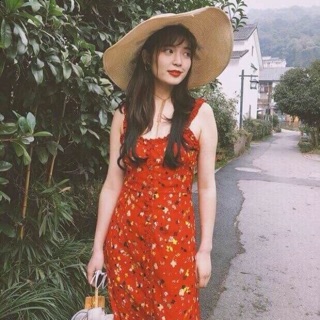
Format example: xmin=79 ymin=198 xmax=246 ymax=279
xmin=196 ymin=102 xmax=216 ymax=130
xmin=189 ymin=102 xmax=215 ymax=140
xmin=197 ymin=102 xmax=217 ymax=146
xmin=198 ymin=102 xmax=214 ymax=119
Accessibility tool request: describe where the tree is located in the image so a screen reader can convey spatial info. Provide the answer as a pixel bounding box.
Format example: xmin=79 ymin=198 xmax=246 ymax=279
xmin=249 ymin=6 xmax=320 ymax=67
xmin=0 ymin=0 xmax=248 ymax=318
xmin=274 ymin=61 xmax=320 ymax=147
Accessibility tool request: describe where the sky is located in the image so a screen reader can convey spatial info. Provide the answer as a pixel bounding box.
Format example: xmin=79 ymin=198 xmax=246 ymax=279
xmin=245 ymin=0 xmax=320 ymax=10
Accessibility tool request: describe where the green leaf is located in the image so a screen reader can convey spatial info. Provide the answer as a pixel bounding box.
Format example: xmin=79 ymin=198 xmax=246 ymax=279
xmin=0 ymin=161 xmax=12 ymax=172
xmin=100 ymin=78 xmax=113 ymax=95
xmin=0 ymin=177 xmax=9 ymax=185
xmin=35 ymin=146 xmax=49 ymax=164
xmin=78 ymin=40 xmax=95 ymax=52
xmin=18 ymin=116 xmax=29 ymax=133
xmin=80 ymin=52 xmax=91 ymax=67
xmin=80 ymin=126 xmax=87 ymax=135
xmin=62 ymin=62 xmax=72 ymax=80
xmin=21 ymin=12 xmax=42 ymax=27
xmin=47 ymin=62 xmax=58 ymax=76
xmin=0 ymin=20 xmax=12 ymax=49
xmin=22 ymin=0 xmax=42 ymax=12
xmin=46 ymin=141 xmax=63 ymax=156
xmin=47 ymin=54 xmax=61 ymax=63
xmin=55 ymin=178 xmax=69 ymax=187
xmin=4 ymin=0 xmax=23 ymax=12
xmin=22 ymin=147 xmax=31 ymax=165
xmin=21 ymin=136 xmax=34 ymax=144
xmin=17 ymin=39 xmax=27 ymax=55
xmin=33 ymin=131 xmax=53 ymax=137
xmin=100 ymin=78 xmax=112 ymax=86
xmin=31 ymin=58 xmax=44 ymax=72
xmin=0 ymin=191 xmax=11 ymax=203
xmin=99 ymin=109 xmax=108 ymax=126
xmin=12 ymin=141 xmax=25 ymax=157
xmin=39 ymin=214 xmax=47 ymax=235
xmin=61 ymin=50 xmax=69 ymax=60
xmin=88 ymin=129 xmax=100 ymax=140
xmin=31 ymin=65 xmax=43 ymax=84
xmin=26 ymin=112 xmax=36 ymax=132
xmin=34 ymin=14 xmax=44 ymax=24
xmin=49 ymin=1 xmax=63 ymax=17
xmin=13 ymin=23 xmax=28 ymax=46
xmin=98 ymin=32 xmax=106 ymax=41
xmin=30 ymin=38 xmax=40 ymax=55
xmin=87 ymin=83 xmax=104 ymax=95
xmin=71 ymin=63 xmax=84 ymax=78
xmin=0 ymin=123 xmax=17 ymax=135
xmin=46 ymin=142 xmax=57 ymax=156
xmin=70 ymin=0 xmax=75 ymax=12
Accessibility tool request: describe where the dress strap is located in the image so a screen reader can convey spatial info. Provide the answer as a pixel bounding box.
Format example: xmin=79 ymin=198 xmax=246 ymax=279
xmin=186 ymin=98 xmax=205 ymax=127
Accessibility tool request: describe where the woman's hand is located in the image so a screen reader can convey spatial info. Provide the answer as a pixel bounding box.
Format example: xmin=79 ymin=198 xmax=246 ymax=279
xmin=87 ymin=249 xmax=105 ymax=285
xmin=195 ymin=250 xmax=212 ymax=288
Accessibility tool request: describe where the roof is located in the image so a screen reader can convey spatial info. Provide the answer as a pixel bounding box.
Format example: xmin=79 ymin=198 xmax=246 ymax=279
xmin=260 ymin=67 xmax=294 ymax=82
xmin=263 ymin=57 xmax=283 ymax=62
xmin=231 ymin=50 xmax=249 ymax=59
xmin=234 ymin=24 xmax=257 ymax=41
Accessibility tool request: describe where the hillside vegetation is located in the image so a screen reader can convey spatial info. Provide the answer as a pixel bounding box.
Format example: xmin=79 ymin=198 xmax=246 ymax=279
xmin=248 ymin=6 xmax=320 ymax=67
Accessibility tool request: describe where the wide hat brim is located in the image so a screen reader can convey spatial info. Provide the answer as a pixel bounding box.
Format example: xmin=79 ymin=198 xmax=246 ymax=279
xmin=103 ymin=7 xmax=233 ymax=90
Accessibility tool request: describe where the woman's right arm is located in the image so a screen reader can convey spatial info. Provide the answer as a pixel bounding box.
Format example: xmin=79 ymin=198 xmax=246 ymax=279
xmin=87 ymin=108 xmax=125 ymax=283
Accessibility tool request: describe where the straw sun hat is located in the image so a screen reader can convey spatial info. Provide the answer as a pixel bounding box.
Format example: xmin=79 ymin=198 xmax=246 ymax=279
xmin=103 ymin=7 xmax=233 ymax=90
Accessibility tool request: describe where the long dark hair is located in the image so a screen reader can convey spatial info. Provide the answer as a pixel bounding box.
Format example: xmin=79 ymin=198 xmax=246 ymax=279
xmin=118 ymin=25 xmax=198 ymax=169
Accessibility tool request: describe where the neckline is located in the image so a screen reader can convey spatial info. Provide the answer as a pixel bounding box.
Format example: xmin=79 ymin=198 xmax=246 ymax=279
xmin=139 ymin=133 xmax=169 ymax=142
xmin=139 ymin=127 xmax=198 ymax=143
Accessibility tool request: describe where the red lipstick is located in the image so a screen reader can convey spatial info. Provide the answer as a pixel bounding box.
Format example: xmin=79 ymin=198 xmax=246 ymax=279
xmin=168 ymin=70 xmax=182 ymax=77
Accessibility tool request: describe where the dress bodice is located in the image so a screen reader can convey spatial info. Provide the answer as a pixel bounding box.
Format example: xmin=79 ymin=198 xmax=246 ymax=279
xmin=121 ymin=98 xmax=204 ymax=193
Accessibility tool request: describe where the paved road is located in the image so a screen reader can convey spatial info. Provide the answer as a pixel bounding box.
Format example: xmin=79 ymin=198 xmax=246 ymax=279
xmin=193 ymin=130 xmax=320 ymax=320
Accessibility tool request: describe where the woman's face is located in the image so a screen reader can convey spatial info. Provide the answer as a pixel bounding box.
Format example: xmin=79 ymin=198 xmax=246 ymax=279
xmin=151 ymin=39 xmax=192 ymax=89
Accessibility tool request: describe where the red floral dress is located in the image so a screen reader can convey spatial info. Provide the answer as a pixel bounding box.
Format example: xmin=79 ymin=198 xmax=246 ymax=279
xmin=105 ymin=99 xmax=205 ymax=320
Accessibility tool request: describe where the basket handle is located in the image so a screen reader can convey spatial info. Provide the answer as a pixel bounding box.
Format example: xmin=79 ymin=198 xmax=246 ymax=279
xmin=94 ymin=287 xmax=99 ymax=308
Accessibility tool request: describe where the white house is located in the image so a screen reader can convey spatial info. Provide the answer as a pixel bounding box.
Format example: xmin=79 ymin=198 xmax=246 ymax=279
xmin=218 ymin=24 xmax=263 ymax=127
xmin=262 ymin=56 xmax=287 ymax=68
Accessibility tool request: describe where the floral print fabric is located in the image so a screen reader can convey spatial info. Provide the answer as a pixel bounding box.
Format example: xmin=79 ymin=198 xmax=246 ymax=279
xmin=105 ymin=99 xmax=205 ymax=320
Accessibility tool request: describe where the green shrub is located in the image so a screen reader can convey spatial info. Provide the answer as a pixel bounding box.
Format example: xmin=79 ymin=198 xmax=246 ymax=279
xmin=298 ymin=141 xmax=313 ymax=153
xmin=271 ymin=114 xmax=280 ymax=128
xmin=299 ymin=124 xmax=320 ymax=148
xmin=72 ymin=179 xmax=103 ymax=240
xmin=0 ymin=0 xmax=248 ymax=317
xmin=243 ymin=119 xmax=272 ymax=140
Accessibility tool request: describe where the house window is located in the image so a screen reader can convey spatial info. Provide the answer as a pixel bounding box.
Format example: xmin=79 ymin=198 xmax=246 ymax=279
xmin=259 ymin=84 xmax=269 ymax=93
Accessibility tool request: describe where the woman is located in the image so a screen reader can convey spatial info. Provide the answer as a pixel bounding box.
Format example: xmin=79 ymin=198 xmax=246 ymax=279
xmin=87 ymin=7 xmax=233 ymax=320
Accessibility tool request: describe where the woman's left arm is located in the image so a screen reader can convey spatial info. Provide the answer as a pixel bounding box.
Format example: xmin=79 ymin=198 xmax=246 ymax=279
xmin=195 ymin=102 xmax=218 ymax=288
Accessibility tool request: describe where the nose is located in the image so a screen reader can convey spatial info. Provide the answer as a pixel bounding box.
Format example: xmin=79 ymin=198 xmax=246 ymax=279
xmin=173 ymin=52 xmax=182 ymax=66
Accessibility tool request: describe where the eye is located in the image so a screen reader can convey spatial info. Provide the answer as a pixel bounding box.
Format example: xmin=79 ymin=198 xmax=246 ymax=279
xmin=162 ymin=47 xmax=173 ymax=54
xmin=184 ymin=51 xmax=191 ymax=58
